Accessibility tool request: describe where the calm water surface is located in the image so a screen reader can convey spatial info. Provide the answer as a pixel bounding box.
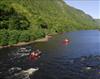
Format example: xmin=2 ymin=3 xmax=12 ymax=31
xmin=0 ymin=30 xmax=100 ymax=79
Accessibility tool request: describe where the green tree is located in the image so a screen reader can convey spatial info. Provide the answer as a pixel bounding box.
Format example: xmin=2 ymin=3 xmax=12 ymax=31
xmin=18 ymin=31 xmax=30 ymax=42
xmin=0 ymin=21 xmax=9 ymax=29
xmin=33 ymin=29 xmax=45 ymax=39
xmin=8 ymin=30 xmax=20 ymax=45
xmin=0 ymin=30 xmax=9 ymax=46
xmin=18 ymin=19 xmax=30 ymax=30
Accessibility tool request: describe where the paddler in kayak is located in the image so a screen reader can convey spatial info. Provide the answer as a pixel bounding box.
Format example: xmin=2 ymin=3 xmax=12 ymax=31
xmin=63 ymin=38 xmax=70 ymax=45
xmin=29 ymin=49 xmax=42 ymax=60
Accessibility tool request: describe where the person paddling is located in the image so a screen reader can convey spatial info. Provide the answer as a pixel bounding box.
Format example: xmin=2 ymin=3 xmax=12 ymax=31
xmin=29 ymin=49 xmax=42 ymax=60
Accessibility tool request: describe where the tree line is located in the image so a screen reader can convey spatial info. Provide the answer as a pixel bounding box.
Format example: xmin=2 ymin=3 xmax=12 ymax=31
xmin=0 ymin=3 xmax=45 ymax=46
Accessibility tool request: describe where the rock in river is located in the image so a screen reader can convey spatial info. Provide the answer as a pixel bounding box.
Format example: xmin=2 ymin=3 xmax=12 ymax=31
xmin=6 ymin=67 xmax=39 ymax=79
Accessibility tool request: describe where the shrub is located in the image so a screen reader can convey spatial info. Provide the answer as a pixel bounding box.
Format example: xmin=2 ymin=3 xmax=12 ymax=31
xmin=0 ymin=30 xmax=9 ymax=46
xmin=33 ymin=29 xmax=45 ymax=39
xmin=18 ymin=31 xmax=30 ymax=42
xmin=8 ymin=30 xmax=20 ymax=45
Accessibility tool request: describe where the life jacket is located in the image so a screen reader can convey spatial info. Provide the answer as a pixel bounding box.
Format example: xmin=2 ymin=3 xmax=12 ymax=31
xmin=62 ymin=39 xmax=70 ymax=45
xmin=29 ymin=52 xmax=40 ymax=60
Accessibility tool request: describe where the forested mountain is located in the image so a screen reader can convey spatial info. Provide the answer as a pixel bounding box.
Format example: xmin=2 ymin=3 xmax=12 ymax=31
xmin=0 ymin=0 xmax=98 ymax=46
xmin=95 ymin=19 xmax=100 ymax=26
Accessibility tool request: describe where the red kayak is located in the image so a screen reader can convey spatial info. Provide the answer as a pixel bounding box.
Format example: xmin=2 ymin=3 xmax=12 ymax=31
xmin=63 ymin=39 xmax=70 ymax=45
xmin=29 ymin=50 xmax=42 ymax=60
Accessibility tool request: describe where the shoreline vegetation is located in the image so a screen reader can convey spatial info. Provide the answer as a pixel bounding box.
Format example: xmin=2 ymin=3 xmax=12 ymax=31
xmin=0 ymin=35 xmax=53 ymax=49
xmin=0 ymin=0 xmax=98 ymax=49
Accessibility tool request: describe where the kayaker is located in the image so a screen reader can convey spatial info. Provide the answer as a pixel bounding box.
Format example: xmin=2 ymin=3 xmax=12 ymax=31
xmin=63 ymin=38 xmax=70 ymax=45
xmin=29 ymin=49 xmax=42 ymax=60
xmin=35 ymin=49 xmax=42 ymax=56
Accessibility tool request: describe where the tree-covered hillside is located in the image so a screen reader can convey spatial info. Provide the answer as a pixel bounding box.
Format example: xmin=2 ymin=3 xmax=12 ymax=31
xmin=0 ymin=0 xmax=98 ymax=46
xmin=95 ymin=19 xmax=100 ymax=27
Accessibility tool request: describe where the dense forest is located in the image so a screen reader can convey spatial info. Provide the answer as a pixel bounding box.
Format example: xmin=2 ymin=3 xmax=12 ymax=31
xmin=95 ymin=19 xmax=100 ymax=28
xmin=0 ymin=0 xmax=99 ymax=46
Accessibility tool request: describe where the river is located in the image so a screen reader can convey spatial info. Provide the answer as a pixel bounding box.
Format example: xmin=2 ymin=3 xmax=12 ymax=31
xmin=0 ymin=30 xmax=100 ymax=79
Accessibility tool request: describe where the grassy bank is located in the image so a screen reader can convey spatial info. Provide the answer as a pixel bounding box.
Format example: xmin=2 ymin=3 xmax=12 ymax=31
xmin=0 ymin=35 xmax=52 ymax=49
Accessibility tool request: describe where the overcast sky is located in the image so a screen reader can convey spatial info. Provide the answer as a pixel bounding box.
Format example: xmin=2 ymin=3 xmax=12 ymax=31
xmin=64 ymin=0 xmax=100 ymax=19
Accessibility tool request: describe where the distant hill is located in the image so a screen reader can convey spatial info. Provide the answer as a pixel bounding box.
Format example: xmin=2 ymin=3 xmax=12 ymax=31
xmin=95 ymin=19 xmax=100 ymax=26
xmin=0 ymin=0 xmax=98 ymax=46
xmin=0 ymin=0 xmax=98 ymax=31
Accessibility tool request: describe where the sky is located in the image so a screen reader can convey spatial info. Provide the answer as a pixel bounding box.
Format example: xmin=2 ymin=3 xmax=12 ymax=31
xmin=64 ymin=0 xmax=100 ymax=19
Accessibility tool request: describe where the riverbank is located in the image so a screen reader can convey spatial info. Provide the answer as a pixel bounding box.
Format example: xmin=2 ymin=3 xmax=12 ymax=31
xmin=0 ymin=35 xmax=53 ymax=49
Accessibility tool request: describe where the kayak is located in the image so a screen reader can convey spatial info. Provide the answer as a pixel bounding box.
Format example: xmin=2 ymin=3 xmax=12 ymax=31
xmin=29 ymin=51 xmax=42 ymax=60
xmin=18 ymin=47 xmax=31 ymax=53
